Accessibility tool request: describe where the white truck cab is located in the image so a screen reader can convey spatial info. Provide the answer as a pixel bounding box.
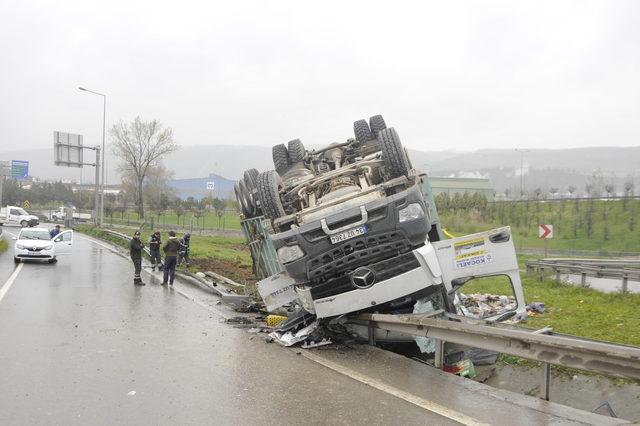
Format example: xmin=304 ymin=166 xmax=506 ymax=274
xmin=0 ymin=206 xmax=40 ymax=227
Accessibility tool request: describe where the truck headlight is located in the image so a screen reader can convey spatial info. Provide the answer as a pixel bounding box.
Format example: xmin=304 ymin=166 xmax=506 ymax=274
xmin=16 ymin=244 xmax=25 ymax=249
xmin=398 ymin=203 xmax=425 ymax=222
xmin=277 ymin=245 xmax=305 ymax=264
xmin=44 ymin=245 xmax=53 ymax=250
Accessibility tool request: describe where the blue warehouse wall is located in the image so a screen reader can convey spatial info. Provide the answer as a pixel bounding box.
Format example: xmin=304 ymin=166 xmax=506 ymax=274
xmin=168 ymin=173 xmax=235 ymax=200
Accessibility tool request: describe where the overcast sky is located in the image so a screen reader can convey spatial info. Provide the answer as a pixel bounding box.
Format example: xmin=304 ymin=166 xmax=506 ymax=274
xmin=1 ymin=0 xmax=639 ymax=153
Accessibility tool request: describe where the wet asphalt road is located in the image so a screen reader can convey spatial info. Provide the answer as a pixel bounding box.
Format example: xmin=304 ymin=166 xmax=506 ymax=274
xmin=0 ymin=228 xmax=456 ymax=426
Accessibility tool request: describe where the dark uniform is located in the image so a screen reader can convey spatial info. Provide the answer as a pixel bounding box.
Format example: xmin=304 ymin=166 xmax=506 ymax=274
xmin=149 ymin=231 xmax=162 ymax=271
xmin=163 ymin=233 xmax=180 ymax=285
xmin=178 ymin=233 xmax=191 ymax=266
xmin=130 ymin=232 xmax=145 ymax=286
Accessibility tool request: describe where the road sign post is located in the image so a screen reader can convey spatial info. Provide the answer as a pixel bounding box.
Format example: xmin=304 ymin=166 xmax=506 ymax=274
xmin=54 ymin=131 xmax=102 ymax=226
xmin=0 ymin=160 xmax=10 ymax=208
xmin=539 ymin=224 xmax=553 ymax=257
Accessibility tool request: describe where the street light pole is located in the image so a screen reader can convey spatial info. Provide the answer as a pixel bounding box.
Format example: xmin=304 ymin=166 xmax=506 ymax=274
xmin=79 ymin=87 xmax=106 ymax=226
xmin=515 ymin=149 xmax=529 ymax=199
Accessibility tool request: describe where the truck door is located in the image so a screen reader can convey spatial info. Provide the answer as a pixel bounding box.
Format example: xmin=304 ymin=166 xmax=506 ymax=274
xmin=53 ymin=230 xmax=73 ymax=256
xmin=432 ymin=226 xmax=526 ymax=321
xmin=9 ymin=208 xmax=21 ymax=222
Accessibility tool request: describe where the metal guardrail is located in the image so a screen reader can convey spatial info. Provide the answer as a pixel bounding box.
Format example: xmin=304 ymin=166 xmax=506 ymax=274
xmin=526 ymin=258 xmax=640 ymax=292
xmin=360 ymin=312 xmax=640 ymax=401
xmin=102 ymin=229 xmax=151 ymax=257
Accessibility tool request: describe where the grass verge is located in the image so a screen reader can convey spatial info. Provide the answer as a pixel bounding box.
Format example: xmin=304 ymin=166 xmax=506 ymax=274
xmin=74 ymin=224 xmax=254 ymax=284
xmin=0 ymin=239 xmax=8 ymax=254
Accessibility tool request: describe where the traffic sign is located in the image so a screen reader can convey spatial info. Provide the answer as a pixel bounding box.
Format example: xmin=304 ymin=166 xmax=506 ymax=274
xmin=206 ymin=181 xmax=215 ymax=190
xmin=23 ymin=200 xmax=31 ymax=209
xmin=54 ymin=131 xmax=84 ymax=168
xmin=539 ymin=224 xmax=553 ymax=239
xmin=11 ymin=160 xmax=29 ymax=179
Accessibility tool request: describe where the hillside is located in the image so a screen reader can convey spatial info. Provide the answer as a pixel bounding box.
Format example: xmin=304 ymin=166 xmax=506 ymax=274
xmin=1 ymin=145 xmax=637 ymax=195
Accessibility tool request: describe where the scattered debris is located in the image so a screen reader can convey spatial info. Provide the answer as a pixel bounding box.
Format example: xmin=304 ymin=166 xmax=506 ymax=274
xmin=444 ymin=359 xmax=477 ymax=378
xmin=459 ymin=293 xmax=517 ymax=318
xmin=266 ymin=314 xmax=288 ymax=327
xmin=269 ymin=321 xmax=319 ymax=347
xmin=302 ymin=338 xmax=333 ymax=349
xmin=221 ymin=294 xmax=257 ymax=311
xmin=225 ymin=316 xmax=255 ymax=328
xmin=526 ymin=302 xmax=546 ymax=314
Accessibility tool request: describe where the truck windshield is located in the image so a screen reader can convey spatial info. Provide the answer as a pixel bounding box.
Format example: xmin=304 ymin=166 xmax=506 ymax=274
xmin=16 ymin=208 xmax=28 ymax=215
xmin=19 ymin=230 xmax=51 ymax=240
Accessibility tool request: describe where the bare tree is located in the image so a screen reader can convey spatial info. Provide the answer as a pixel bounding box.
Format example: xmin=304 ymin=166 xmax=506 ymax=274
xmin=549 ymin=187 xmax=558 ymax=199
xmin=568 ymin=185 xmax=576 ymax=198
xmin=111 ymin=117 xmax=178 ymax=218
xmin=604 ymin=184 xmax=615 ymax=199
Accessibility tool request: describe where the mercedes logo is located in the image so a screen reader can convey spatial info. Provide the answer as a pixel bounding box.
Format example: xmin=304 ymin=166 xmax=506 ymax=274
xmin=350 ymin=267 xmax=376 ymax=289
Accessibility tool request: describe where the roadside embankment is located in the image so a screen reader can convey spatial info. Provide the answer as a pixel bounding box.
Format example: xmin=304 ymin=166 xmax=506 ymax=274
xmin=74 ymin=224 xmax=255 ymax=285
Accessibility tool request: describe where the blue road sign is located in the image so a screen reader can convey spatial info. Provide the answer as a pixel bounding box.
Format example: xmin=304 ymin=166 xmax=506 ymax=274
xmin=11 ymin=160 xmax=29 ymax=179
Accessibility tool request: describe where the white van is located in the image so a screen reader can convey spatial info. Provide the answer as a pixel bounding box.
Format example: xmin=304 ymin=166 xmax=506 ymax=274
xmin=0 ymin=205 xmax=40 ymax=227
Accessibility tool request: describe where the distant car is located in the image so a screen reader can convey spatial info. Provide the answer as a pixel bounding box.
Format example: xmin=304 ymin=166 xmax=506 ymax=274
xmin=13 ymin=227 xmax=73 ymax=264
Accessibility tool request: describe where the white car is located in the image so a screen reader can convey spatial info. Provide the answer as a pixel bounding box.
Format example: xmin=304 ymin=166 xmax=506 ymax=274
xmin=13 ymin=228 xmax=73 ymax=263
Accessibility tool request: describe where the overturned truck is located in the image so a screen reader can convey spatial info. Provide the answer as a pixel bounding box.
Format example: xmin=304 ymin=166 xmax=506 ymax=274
xmin=236 ymin=115 xmax=525 ymax=342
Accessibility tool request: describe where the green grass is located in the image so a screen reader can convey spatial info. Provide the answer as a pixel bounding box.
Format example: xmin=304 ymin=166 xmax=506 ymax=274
xmin=0 ymin=239 xmax=8 ymax=254
xmin=440 ymin=199 xmax=640 ymax=254
xmin=459 ymin=270 xmax=640 ymax=347
xmin=74 ymin=224 xmax=251 ymax=268
xmin=105 ymin=210 xmax=242 ymax=231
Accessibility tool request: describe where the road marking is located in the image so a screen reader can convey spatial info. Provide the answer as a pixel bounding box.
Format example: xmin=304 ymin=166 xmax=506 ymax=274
xmin=0 ymin=263 xmax=24 ymax=304
xmin=299 ymin=350 xmax=488 ymax=426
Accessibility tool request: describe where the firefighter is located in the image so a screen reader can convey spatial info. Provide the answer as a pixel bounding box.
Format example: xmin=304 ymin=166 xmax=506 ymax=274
xmin=149 ymin=230 xmax=163 ymax=271
xmin=130 ymin=230 xmax=145 ymax=286
xmin=178 ymin=233 xmax=191 ymax=267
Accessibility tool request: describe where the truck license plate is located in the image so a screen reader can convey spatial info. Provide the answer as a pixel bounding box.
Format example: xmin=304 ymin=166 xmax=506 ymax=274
xmin=330 ymin=225 xmax=368 ymax=244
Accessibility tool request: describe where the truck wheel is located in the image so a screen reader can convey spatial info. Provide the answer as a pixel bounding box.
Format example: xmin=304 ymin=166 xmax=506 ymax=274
xmin=256 ymin=170 xmax=285 ymax=220
xmin=287 ymin=139 xmax=306 ymax=163
xmin=14 ymin=257 xmax=20 ymax=264
xmin=237 ymin=179 xmax=255 ymax=217
xmin=272 ymin=144 xmax=289 ymax=173
xmin=369 ymin=115 xmax=387 ymax=137
xmin=353 ymin=119 xmax=374 ymax=143
xmin=243 ymin=168 xmax=259 ymax=193
xmin=379 ymin=128 xmax=410 ymax=178
xmin=20 ymin=220 xmax=27 ymax=228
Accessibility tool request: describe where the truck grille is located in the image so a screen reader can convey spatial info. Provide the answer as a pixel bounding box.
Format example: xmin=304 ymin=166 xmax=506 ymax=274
xmin=309 ymin=251 xmax=420 ymax=300
xmin=307 ymin=230 xmax=412 ymax=281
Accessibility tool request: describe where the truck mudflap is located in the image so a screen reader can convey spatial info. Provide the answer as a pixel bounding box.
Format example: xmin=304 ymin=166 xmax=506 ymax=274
xmin=300 ymin=243 xmax=444 ymax=319
xmin=431 ymin=226 xmax=526 ymax=321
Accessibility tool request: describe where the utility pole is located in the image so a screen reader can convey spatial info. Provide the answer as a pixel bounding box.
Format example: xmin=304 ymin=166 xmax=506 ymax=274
xmin=79 ymin=87 xmax=106 ymax=227
xmin=515 ymin=149 xmax=529 ymax=199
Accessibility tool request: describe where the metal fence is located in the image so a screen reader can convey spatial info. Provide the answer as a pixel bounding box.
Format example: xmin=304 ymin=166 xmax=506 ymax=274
xmin=526 ymin=258 xmax=640 ymax=292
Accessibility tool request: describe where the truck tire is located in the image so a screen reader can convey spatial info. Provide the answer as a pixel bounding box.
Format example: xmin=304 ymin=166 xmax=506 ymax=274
xmin=287 ymin=139 xmax=305 ymax=163
xmin=353 ymin=119 xmax=374 ymax=143
xmin=256 ymin=170 xmax=285 ymax=220
xmin=272 ymin=144 xmax=289 ymax=172
xmin=20 ymin=220 xmax=27 ymax=228
xmin=369 ymin=115 xmax=387 ymax=137
xmin=14 ymin=257 xmax=20 ymax=264
xmin=243 ymin=168 xmax=259 ymax=193
xmin=237 ymin=179 xmax=254 ymax=217
xmin=379 ymin=127 xmax=410 ymax=178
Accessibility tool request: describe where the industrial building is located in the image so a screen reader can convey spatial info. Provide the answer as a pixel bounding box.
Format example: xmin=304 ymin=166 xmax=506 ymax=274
xmin=425 ymin=176 xmax=495 ymax=201
xmin=168 ymin=173 xmax=235 ymax=200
